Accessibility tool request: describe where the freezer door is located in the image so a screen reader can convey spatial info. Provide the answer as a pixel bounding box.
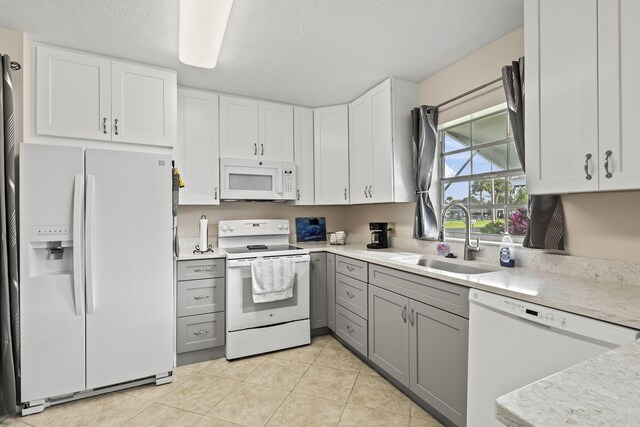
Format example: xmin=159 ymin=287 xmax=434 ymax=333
xmin=85 ymin=148 xmax=173 ymax=389
xmin=19 ymin=144 xmax=86 ymax=402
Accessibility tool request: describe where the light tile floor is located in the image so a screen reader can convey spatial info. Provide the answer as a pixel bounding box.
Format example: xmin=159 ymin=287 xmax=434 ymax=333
xmin=3 ymin=335 xmax=443 ymax=427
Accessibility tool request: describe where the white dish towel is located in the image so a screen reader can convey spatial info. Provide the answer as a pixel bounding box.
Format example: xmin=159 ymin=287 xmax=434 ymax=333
xmin=251 ymin=257 xmax=296 ymax=303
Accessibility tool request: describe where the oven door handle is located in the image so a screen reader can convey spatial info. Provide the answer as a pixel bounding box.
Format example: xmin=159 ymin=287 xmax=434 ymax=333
xmin=227 ymin=255 xmax=311 ymax=268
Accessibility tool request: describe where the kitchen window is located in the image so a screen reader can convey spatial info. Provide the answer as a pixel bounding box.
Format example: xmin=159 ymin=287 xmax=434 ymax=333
xmin=439 ymin=105 xmax=528 ymax=242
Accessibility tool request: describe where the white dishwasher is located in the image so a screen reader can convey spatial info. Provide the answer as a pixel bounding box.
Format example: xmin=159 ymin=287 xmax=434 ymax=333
xmin=467 ymin=288 xmax=639 ymax=427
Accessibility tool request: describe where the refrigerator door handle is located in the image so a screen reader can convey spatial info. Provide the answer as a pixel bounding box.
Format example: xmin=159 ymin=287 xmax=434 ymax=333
xmin=85 ymin=174 xmax=96 ymax=314
xmin=72 ymin=174 xmax=85 ymax=316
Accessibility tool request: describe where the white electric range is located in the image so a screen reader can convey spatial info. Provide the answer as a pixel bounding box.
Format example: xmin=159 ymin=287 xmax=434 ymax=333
xmin=218 ymin=219 xmax=311 ymax=360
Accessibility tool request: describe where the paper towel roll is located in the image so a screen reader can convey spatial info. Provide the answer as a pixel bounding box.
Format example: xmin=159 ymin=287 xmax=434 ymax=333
xmin=199 ymin=215 xmax=208 ymax=250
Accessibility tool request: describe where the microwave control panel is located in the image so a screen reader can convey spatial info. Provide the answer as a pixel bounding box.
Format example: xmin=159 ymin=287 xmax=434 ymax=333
xmin=282 ymin=169 xmax=295 ymax=197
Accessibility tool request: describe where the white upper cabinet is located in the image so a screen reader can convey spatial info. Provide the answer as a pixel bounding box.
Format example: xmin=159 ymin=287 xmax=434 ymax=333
xmin=314 ymin=105 xmax=349 ymax=205
xmin=348 ymin=78 xmax=418 ymax=204
xmin=526 ymin=0 xmax=640 ymax=194
xmin=36 ymin=46 xmax=111 ymax=141
xmin=598 ymin=0 xmax=640 ymax=191
xmin=219 ymin=96 xmax=259 ymax=159
xmin=259 ymin=102 xmax=293 ymax=161
xmin=292 ymin=107 xmax=315 ymax=205
xmin=36 ymin=45 xmax=177 ymax=147
xmin=111 ymin=61 xmax=176 ymax=147
xmin=176 ymin=88 xmax=220 ymax=205
xmin=220 ymin=96 xmax=293 ymax=162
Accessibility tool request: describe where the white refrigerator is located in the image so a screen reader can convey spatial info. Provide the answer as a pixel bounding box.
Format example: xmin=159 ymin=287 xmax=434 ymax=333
xmin=19 ymin=143 xmax=174 ymax=409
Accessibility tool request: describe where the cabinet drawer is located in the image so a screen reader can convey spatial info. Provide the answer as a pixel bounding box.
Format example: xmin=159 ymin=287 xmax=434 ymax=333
xmin=177 ymin=258 xmax=225 ymax=281
xmin=336 ymin=255 xmax=368 ymax=282
xmin=336 ymin=273 xmax=368 ymax=319
xmin=336 ymin=305 xmax=367 ymax=357
xmin=177 ymin=312 xmax=225 ymax=353
xmin=369 ymin=264 xmax=469 ymax=318
xmin=177 ymin=278 xmax=225 ymax=317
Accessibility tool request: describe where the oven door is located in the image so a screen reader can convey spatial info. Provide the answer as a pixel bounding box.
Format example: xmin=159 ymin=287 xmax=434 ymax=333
xmin=226 ymin=255 xmax=310 ymax=331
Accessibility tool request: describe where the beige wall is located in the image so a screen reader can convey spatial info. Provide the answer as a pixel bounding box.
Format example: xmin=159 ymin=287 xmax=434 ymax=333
xmin=0 ymin=27 xmax=30 ymax=146
xmin=178 ymin=203 xmax=347 ymax=241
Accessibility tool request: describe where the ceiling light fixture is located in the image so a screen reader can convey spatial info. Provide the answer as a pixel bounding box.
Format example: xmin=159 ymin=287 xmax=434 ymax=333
xmin=179 ymin=0 xmax=234 ymax=69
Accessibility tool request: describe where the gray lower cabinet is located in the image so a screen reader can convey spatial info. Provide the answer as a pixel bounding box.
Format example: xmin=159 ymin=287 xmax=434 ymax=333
xmin=368 ymin=285 xmax=410 ymax=386
xmin=327 ymin=254 xmax=336 ymax=332
xmin=336 ymin=304 xmax=367 ymax=357
xmin=367 ymin=264 xmax=469 ymax=427
xmin=310 ymin=252 xmax=328 ymax=329
xmin=336 ymin=273 xmax=367 ymax=319
xmin=410 ymin=299 xmax=468 ymax=427
xmin=176 ymin=258 xmax=226 ymax=363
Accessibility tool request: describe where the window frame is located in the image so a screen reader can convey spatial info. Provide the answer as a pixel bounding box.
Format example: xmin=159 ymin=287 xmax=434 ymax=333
xmin=438 ymin=104 xmax=527 ymax=243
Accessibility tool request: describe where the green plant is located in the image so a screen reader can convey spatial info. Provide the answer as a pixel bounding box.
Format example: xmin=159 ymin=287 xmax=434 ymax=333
xmin=479 ymin=220 xmax=504 ymax=234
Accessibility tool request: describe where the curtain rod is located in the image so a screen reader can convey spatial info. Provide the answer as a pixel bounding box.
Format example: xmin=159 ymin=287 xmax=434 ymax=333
xmin=435 ymin=76 xmax=502 ymax=110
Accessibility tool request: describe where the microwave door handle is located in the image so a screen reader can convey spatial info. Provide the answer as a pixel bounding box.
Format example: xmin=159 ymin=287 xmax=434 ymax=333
xmin=276 ymin=169 xmax=283 ymax=194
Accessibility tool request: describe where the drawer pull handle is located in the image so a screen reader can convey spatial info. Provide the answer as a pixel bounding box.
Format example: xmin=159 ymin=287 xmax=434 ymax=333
xmin=193 ymin=329 xmax=210 ymax=336
xmin=346 ymin=266 xmax=355 ymax=272
xmin=584 ymin=153 xmax=592 ymax=180
xmin=193 ymin=295 xmax=210 ymax=300
xmin=604 ymin=150 xmax=613 ymax=178
xmin=346 ymin=325 xmax=355 ymax=333
xmin=409 ymin=308 xmax=415 ymax=327
xmin=346 ymin=291 xmax=355 ymax=299
xmin=402 ymin=305 xmax=407 ymax=323
xmin=193 ymin=267 xmax=212 ymax=272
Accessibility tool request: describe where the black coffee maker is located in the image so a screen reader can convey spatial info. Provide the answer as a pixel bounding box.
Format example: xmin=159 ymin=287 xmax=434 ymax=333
xmin=367 ymin=222 xmax=389 ymax=249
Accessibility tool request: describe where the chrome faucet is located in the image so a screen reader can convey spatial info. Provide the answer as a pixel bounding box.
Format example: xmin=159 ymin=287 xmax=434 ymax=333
xmin=439 ymin=204 xmax=481 ymax=261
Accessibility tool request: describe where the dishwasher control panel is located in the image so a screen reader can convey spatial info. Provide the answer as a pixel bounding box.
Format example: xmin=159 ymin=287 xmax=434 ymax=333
xmin=469 ymin=289 xmax=640 ymax=346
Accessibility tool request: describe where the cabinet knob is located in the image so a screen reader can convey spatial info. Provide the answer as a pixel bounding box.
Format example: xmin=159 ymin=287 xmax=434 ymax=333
xmin=346 ymin=265 xmax=355 ymax=272
xmin=114 ymin=118 xmax=119 ymax=136
xmin=346 ymin=291 xmax=355 ymax=299
xmin=604 ymin=150 xmax=613 ymax=178
xmin=584 ymin=153 xmax=592 ymax=180
xmin=346 ymin=325 xmax=355 ymax=333
xmin=102 ymin=117 xmax=108 ymax=134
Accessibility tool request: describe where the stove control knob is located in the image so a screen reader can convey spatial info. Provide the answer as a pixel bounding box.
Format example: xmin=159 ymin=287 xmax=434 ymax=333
xmin=228 ymin=226 xmax=234 ymax=232
xmin=283 ymin=223 xmax=289 ymax=230
xmin=277 ymin=224 xmax=283 ymax=230
xmin=221 ymin=225 xmax=228 ymax=232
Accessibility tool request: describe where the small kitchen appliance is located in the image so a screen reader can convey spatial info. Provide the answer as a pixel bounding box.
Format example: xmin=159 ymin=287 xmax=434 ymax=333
xmin=218 ymin=219 xmax=310 ymax=359
xmin=367 ymin=222 xmax=389 ymax=249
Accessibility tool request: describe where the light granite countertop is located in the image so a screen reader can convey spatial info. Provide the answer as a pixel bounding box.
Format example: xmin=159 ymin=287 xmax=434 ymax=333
xmin=297 ymin=243 xmax=640 ymax=330
xmin=495 ymin=339 xmax=640 ymax=426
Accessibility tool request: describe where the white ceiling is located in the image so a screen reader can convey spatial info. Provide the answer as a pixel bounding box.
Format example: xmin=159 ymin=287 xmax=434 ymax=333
xmin=0 ymin=0 xmax=523 ymax=107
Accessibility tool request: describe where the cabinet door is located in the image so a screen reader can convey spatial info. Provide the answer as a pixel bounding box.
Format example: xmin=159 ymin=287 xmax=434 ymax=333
xmin=327 ymin=253 xmax=336 ymax=332
xmin=370 ymin=80 xmax=394 ymax=202
xmin=292 ymin=107 xmax=315 ymax=205
xmin=525 ymin=0 xmax=599 ymax=194
xmin=368 ymin=285 xmax=410 ymax=387
xmin=349 ymin=93 xmax=373 ymax=204
xmin=111 ymin=61 xmax=176 ymax=147
xmin=410 ymin=299 xmax=468 ymax=427
xmin=314 ymin=105 xmax=349 ymax=205
xmin=310 ymin=253 xmax=327 ymax=329
xmin=36 ymin=45 xmax=111 ymax=141
xmin=598 ymin=0 xmax=640 ymax=191
xmin=220 ymin=96 xmax=259 ymax=159
xmin=259 ymin=102 xmax=294 ymax=161
xmin=176 ymin=88 xmax=220 ymax=205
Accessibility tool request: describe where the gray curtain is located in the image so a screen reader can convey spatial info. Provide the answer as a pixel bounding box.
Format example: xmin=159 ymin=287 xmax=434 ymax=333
xmin=502 ymin=57 xmax=565 ymax=250
xmin=0 ymin=54 xmax=20 ymax=416
xmin=411 ymin=105 xmax=439 ymax=240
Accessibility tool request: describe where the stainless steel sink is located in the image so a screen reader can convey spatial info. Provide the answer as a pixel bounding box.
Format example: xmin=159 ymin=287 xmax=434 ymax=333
xmin=392 ymin=256 xmax=496 ymax=275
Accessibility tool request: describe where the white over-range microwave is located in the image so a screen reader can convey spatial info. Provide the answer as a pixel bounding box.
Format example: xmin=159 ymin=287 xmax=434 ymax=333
xmin=219 ymin=158 xmax=297 ymax=201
